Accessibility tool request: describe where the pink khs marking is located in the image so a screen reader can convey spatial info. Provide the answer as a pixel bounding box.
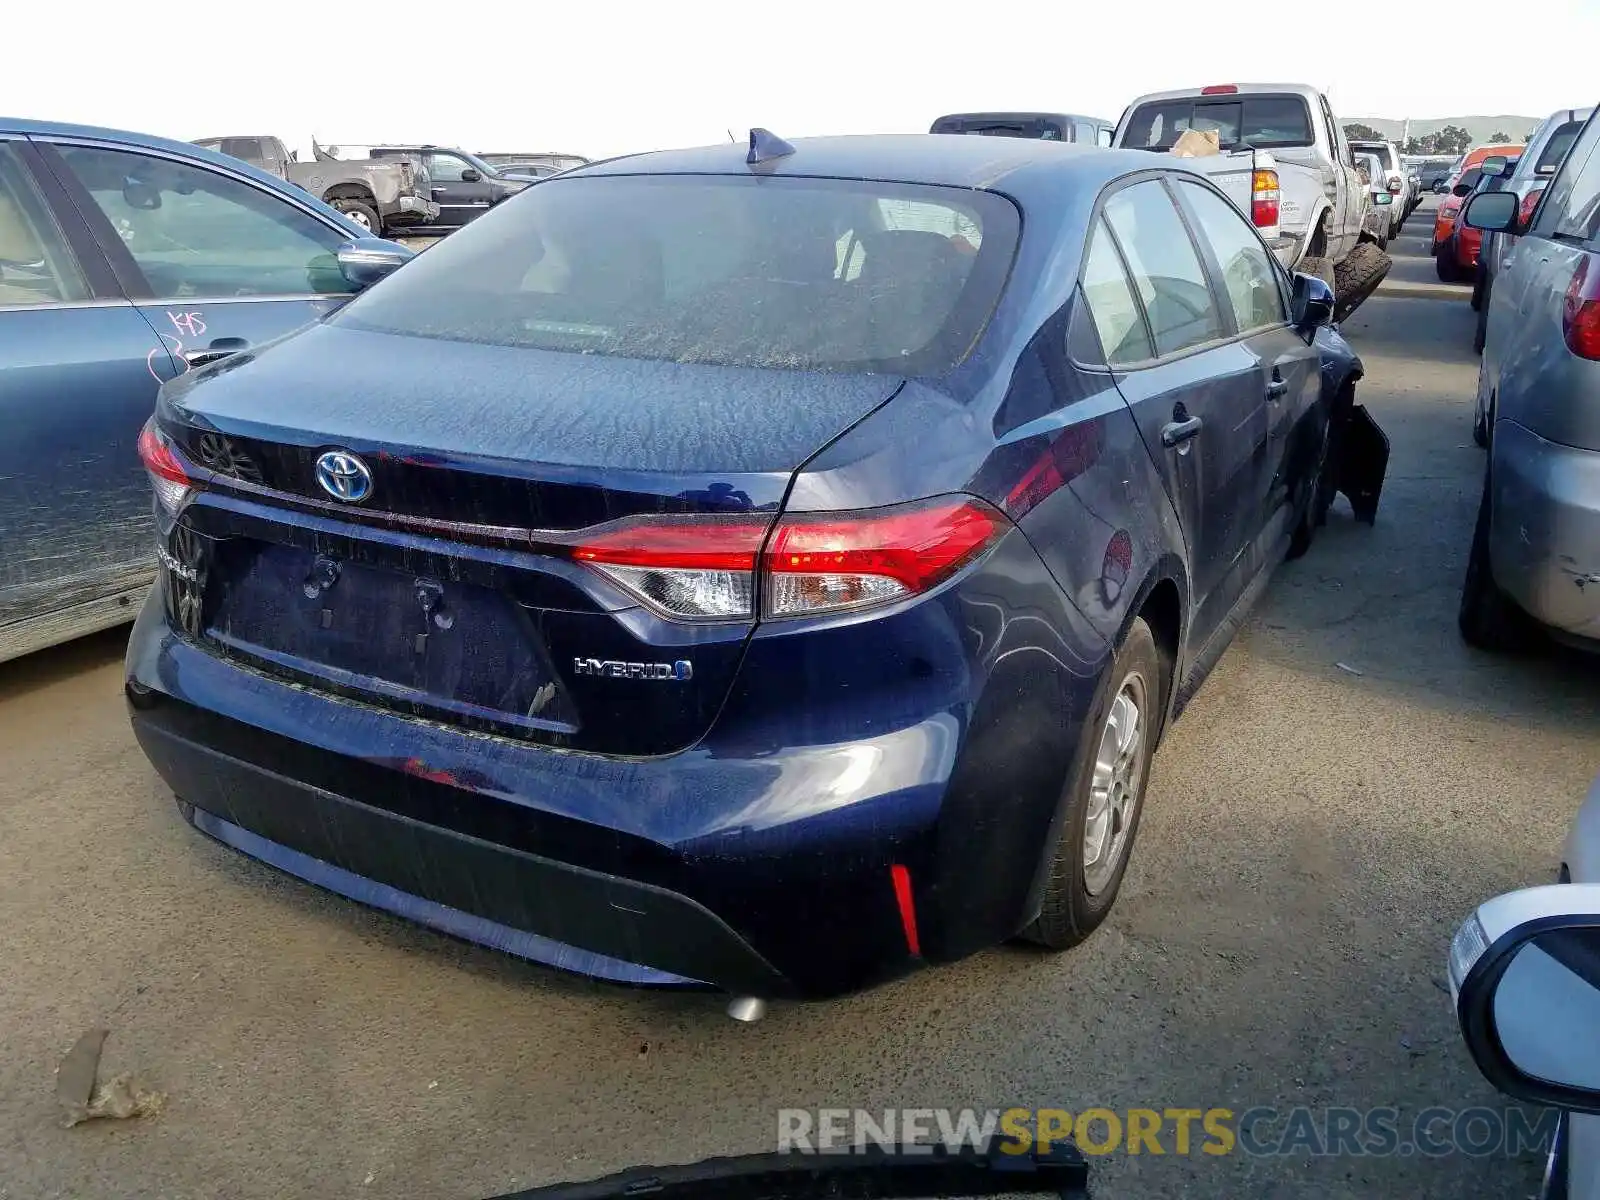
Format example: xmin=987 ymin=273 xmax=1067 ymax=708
xmin=145 ymin=333 xmax=187 ymax=383
xmin=167 ymin=310 xmax=206 ymax=339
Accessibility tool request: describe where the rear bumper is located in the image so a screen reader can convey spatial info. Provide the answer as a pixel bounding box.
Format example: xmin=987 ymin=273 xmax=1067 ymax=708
xmin=124 ymin=517 xmax=1105 ymax=999
xmin=1489 ymin=420 xmax=1600 ymax=643
xmin=395 ymin=195 xmax=440 ymax=219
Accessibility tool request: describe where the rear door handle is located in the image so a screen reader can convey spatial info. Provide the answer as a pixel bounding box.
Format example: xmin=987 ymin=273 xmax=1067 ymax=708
xmin=1161 ymin=415 xmax=1204 ymax=447
xmin=184 ymin=337 xmax=249 ymax=368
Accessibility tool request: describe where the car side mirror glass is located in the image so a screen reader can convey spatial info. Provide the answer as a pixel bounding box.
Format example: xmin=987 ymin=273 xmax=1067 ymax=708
xmin=1452 ymin=182 xmax=1473 ymax=197
xmin=1463 ymin=190 xmax=1518 ymax=233
xmin=1290 ymin=271 xmax=1334 ymax=331
xmin=1480 ymin=156 xmax=1508 ymax=178
xmin=1386 ymin=178 xmax=1402 ymax=193
xmin=1453 ymin=892 xmax=1600 ymax=1116
xmin=122 ymin=178 xmax=162 ymax=210
xmin=336 ymin=237 xmax=413 ymax=291
xmin=460 ymin=168 xmax=482 ymax=183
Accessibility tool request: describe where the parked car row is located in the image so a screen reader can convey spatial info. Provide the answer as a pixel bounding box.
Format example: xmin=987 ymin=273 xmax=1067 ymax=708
xmin=937 ymin=83 xmax=1394 ymax=322
xmin=1456 ymin=102 xmax=1600 ymax=657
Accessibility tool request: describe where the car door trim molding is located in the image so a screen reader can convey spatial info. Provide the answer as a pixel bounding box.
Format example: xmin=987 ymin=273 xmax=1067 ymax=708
xmin=0 ymin=297 xmax=135 ymax=314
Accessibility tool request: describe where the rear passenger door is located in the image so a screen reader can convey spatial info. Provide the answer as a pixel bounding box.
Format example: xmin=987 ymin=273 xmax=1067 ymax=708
xmin=426 ymin=152 xmax=495 ymax=226
xmin=1091 ymin=177 xmax=1274 ymax=650
xmin=1174 ymin=179 xmax=1319 ymax=555
xmin=37 ymin=140 xmax=356 ymax=371
xmin=0 ymin=138 xmax=171 ymax=643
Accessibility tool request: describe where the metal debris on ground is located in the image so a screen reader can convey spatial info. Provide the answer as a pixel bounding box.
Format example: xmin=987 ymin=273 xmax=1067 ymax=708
xmin=55 ymin=1028 xmax=165 ymax=1128
xmin=1335 ymin=662 xmax=1364 ymax=676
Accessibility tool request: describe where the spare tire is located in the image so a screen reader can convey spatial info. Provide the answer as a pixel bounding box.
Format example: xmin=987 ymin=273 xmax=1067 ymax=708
xmin=1332 ymin=244 xmax=1392 ymax=323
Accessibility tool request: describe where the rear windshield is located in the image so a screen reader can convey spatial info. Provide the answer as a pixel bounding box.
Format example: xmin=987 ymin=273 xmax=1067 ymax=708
xmin=1537 ymin=121 xmax=1585 ymax=175
xmin=1352 ymin=142 xmax=1396 ymax=170
xmin=333 ymin=174 xmax=1020 ymax=375
xmin=931 ymin=114 xmax=1070 ymax=140
xmin=1121 ymin=94 xmax=1314 ymax=151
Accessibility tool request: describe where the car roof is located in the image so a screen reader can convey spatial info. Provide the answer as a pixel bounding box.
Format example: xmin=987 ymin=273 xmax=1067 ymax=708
xmin=571 ymin=133 xmax=1176 ymax=199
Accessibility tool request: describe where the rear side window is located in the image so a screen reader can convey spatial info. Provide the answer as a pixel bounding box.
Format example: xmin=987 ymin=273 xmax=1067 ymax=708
xmin=1102 ymin=180 xmax=1223 ymax=356
xmin=0 ymin=143 xmax=89 ymax=306
xmin=1537 ymin=117 xmax=1600 ymax=242
xmin=1536 ymin=121 xmax=1585 ymax=176
xmin=1122 ymin=94 xmax=1314 ymax=151
xmin=334 ymin=174 xmax=1020 ymax=375
xmin=1079 ymin=219 xmax=1151 ymax=365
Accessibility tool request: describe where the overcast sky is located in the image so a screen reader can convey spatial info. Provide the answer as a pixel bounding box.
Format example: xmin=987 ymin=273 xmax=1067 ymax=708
xmin=11 ymin=1 xmax=1597 ymax=160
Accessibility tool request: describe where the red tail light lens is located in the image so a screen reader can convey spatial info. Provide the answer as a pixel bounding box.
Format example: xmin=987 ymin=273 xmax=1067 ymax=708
xmin=1250 ymin=168 xmax=1280 ymax=228
xmin=567 ymin=497 xmax=1008 ymax=621
xmin=1563 ymin=258 xmax=1600 ymax=361
xmin=1519 ymin=186 xmax=1545 ymax=229
xmin=137 ymin=420 xmax=192 ymax=514
xmin=766 ymin=498 xmax=1005 ymax=617
xmin=570 ymin=515 xmax=767 ymax=619
xmin=1200 ymin=84 xmax=1238 ymax=95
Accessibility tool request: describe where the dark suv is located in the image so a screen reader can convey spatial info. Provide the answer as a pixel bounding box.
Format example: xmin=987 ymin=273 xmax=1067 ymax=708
xmin=370 ymin=146 xmax=531 ymax=229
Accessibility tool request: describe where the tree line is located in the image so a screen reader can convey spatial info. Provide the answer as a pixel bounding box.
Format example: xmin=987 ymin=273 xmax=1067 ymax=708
xmin=1343 ymin=122 xmax=1524 ymax=156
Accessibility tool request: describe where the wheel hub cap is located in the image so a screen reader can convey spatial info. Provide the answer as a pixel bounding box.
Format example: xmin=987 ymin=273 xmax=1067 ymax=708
xmin=1083 ymin=674 xmax=1147 ymax=896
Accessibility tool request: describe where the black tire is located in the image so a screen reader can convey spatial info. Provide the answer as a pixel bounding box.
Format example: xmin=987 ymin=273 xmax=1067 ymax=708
xmin=1473 ymin=277 xmax=1491 ymax=354
xmin=1470 ymin=267 xmax=1486 ymax=311
xmin=1471 ymin=406 xmax=1488 ymax=448
xmin=1332 ymin=244 xmax=1391 ymax=323
xmin=1298 ymin=255 xmax=1336 ymax=294
xmin=1436 ymin=247 xmax=1462 ymax=283
xmin=1459 ymin=472 xmax=1538 ymax=651
xmin=1289 ymin=383 xmax=1352 ymax=557
xmin=331 ymin=197 xmax=381 ymax=234
xmin=1021 ymin=618 xmax=1165 ymax=951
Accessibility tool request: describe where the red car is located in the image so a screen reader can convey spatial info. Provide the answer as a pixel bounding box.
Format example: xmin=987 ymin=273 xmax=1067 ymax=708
xmin=1435 ymin=160 xmax=1519 ymax=282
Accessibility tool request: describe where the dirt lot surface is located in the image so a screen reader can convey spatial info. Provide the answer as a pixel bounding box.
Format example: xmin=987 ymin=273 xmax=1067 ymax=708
xmin=2 ymin=205 xmax=1597 ymax=1200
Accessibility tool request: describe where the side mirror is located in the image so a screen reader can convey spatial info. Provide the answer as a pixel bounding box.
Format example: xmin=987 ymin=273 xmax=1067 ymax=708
xmin=336 ymin=237 xmax=414 ymax=290
xmin=1450 ymin=884 xmax=1600 ymax=1116
xmin=122 ymin=178 xmax=162 ymax=210
xmin=1462 ymin=190 xmax=1518 ymax=233
xmin=1290 ymin=271 xmax=1335 ymax=331
xmin=460 ymin=168 xmax=482 ymax=183
xmin=1386 ymin=178 xmax=1403 ymax=193
xmin=1480 ymin=155 xmax=1509 ymax=178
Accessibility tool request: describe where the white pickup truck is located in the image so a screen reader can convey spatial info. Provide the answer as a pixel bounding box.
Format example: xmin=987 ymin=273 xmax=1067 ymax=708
xmin=1112 ymin=83 xmax=1388 ymax=316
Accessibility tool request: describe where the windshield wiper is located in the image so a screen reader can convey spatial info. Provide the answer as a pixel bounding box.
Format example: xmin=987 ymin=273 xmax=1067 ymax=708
xmin=486 ymin=1143 xmax=1090 ymax=1200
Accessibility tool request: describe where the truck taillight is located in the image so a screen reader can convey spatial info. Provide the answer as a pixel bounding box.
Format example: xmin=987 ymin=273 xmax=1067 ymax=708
xmin=1251 ymin=168 xmax=1280 ymax=228
xmin=1201 ymin=84 xmax=1239 ymax=95
xmin=137 ymin=420 xmax=192 ymax=515
xmin=1563 ymin=257 xmax=1600 ymax=361
xmin=568 ymin=497 xmax=1007 ymax=621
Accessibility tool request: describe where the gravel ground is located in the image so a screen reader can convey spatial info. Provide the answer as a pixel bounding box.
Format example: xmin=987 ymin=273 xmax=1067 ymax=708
xmin=1 ymin=205 xmax=1596 ymax=1200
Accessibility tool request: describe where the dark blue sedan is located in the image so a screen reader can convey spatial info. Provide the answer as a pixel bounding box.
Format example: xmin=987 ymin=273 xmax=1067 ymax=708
xmin=0 ymin=118 xmax=408 ymax=664
xmin=125 ymin=132 xmax=1385 ymax=1002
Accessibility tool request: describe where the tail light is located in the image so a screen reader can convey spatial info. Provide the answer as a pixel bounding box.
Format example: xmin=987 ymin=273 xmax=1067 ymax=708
xmin=137 ymin=420 xmax=192 ymax=515
xmin=1201 ymin=84 xmax=1239 ymax=95
xmin=569 ymin=496 xmax=1007 ymax=621
xmin=1563 ymin=257 xmax=1600 ymax=360
xmin=1250 ymin=168 xmax=1280 ymax=229
xmin=1518 ymin=186 xmax=1545 ymax=230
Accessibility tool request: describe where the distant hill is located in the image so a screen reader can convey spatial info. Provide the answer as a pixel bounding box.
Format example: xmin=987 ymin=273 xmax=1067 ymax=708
xmin=1347 ymin=115 xmax=1539 ymax=146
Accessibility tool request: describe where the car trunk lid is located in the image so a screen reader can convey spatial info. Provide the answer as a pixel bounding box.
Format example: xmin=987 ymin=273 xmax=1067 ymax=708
xmin=157 ymin=323 xmax=906 ymax=755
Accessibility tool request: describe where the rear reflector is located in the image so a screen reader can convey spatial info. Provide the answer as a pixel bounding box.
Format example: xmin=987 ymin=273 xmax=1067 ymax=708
xmin=1250 ymin=168 xmax=1280 ymax=229
xmin=137 ymin=420 xmax=192 ymax=515
xmin=890 ymin=864 xmax=921 ymax=958
xmin=1201 ymin=84 xmax=1239 ymax=95
xmin=1563 ymin=257 xmax=1600 ymax=361
xmin=567 ymin=496 xmax=1007 ymax=622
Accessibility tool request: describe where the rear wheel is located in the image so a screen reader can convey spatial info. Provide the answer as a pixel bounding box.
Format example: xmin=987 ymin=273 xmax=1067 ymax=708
xmin=1022 ymin=618 xmax=1164 ymax=950
xmin=332 ymin=197 xmax=381 ymax=234
xmin=1459 ymin=472 xmax=1538 ymax=651
xmin=1436 ymin=247 xmax=1463 ymax=283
